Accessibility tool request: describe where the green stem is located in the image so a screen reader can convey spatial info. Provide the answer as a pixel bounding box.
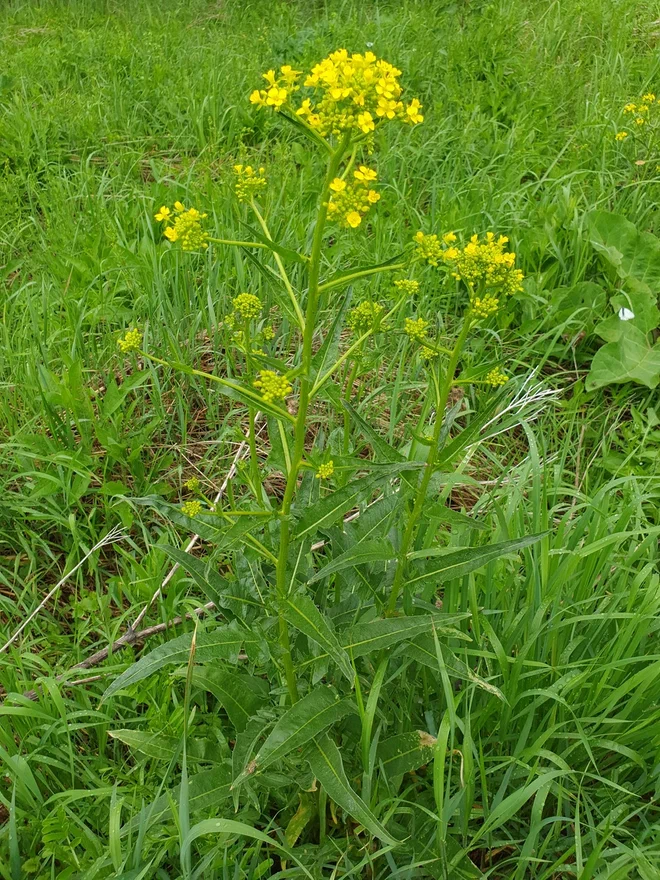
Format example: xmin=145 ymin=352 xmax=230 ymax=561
xmin=317 ymin=261 xmax=407 ymax=293
xmin=274 ymin=134 xmax=351 ymax=704
xmin=207 ymin=237 xmax=273 ymax=249
xmin=244 ymin=342 xmax=264 ymax=504
xmin=387 ymin=313 xmax=473 ymax=614
xmin=250 ymin=200 xmax=306 ymax=331
xmin=342 ymin=357 xmax=360 ymax=457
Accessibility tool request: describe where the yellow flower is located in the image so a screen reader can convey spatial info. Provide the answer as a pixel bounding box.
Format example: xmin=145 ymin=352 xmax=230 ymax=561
xmin=635 ymin=116 xmax=646 ymax=125
xmin=404 ymin=316 xmax=429 ymax=342
xmin=393 ymin=278 xmax=420 ymax=295
xmin=252 ymin=50 xmax=421 ymax=139
xmin=346 ymin=211 xmax=362 ymax=228
xmin=117 ymin=328 xmax=142 ymax=353
xmin=329 ymin=178 xmax=347 ymax=192
xmin=357 ymin=111 xmax=375 ymax=133
xmin=232 ymin=293 xmax=263 ymax=320
xmin=485 ymin=367 xmax=509 ymax=387
xmin=444 ymin=232 xmax=524 ymax=297
xmin=404 ymin=98 xmax=424 ymax=125
xmin=347 ymin=300 xmax=384 ymax=333
xmin=471 ymin=295 xmax=500 ymax=319
xmin=442 ymin=231 xmax=457 ymax=244
xmin=354 ymin=165 xmax=377 ymax=182
xmin=160 ymin=206 xmax=208 ymax=251
xmin=367 ymin=189 xmax=380 ymax=203
xmin=233 ymin=164 xmax=267 ymax=202
xmin=316 ymin=461 xmax=335 ymax=480
xmin=615 ymin=131 xmax=628 ymax=141
xmin=184 ymin=476 xmax=200 ymax=492
xmin=154 ymin=206 xmax=171 ymax=222
xmin=253 ymin=370 xmax=292 ymax=403
xmin=414 ymin=231 xmax=443 ymax=266
xmin=181 ymin=500 xmax=202 ymax=517
xmin=643 ymin=92 xmax=657 ymax=103
xmin=623 ymin=103 xmax=637 ymax=113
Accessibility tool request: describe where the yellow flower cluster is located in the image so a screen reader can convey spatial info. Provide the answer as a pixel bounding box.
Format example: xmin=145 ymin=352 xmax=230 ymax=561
xmin=181 ymin=500 xmax=202 ymax=517
xmin=233 ymin=164 xmax=267 ymax=203
xmin=250 ymin=66 xmax=302 ymax=111
xmin=446 ymin=233 xmax=524 ymax=299
xmin=485 ymin=367 xmax=509 ymax=387
xmin=232 ymin=293 xmax=263 ymax=320
xmin=615 ymin=131 xmax=628 ymax=141
xmin=327 ymin=166 xmax=380 ymax=228
xmin=251 ymin=51 xmax=423 ymax=139
xmin=404 ymin=316 xmax=429 ymax=342
xmin=414 ymin=231 xmax=457 ymax=267
xmin=253 ymin=370 xmax=292 ymax=403
xmin=618 ymin=94 xmax=660 ymax=137
xmin=184 ymin=476 xmax=200 ymax=492
xmin=156 ymin=202 xmax=208 ymax=251
xmin=471 ymin=294 xmax=500 ymax=319
xmin=118 ymin=328 xmax=142 ymax=353
xmin=393 ymin=278 xmax=420 ymax=295
xmin=347 ymin=300 xmax=384 ymax=333
xmin=262 ymin=325 xmax=275 ymax=341
xmin=316 ymin=461 xmax=335 ymax=480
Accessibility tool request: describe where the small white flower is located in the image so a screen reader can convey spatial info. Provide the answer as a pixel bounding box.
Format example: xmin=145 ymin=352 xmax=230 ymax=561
xmin=618 ymin=307 xmax=635 ymax=321
xmin=366 ymin=42 xmax=374 ymax=48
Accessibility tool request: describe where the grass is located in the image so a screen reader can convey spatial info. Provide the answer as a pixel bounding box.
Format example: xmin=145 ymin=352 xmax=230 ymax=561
xmin=1 ymin=0 xmax=660 ymax=877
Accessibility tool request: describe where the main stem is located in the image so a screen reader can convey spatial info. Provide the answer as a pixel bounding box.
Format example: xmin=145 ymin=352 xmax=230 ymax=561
xmin=387 ymin=313 xmax=473 ymax=614
xmin=275 ymin=137 xmax=350 ymax=703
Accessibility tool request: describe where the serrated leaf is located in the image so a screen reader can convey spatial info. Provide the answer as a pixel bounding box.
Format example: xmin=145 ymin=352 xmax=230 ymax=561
xmin=281 ymin=594 xmax=354 ymax=680
xmin=377 ymin=731 xmax=436 ymax=778
xmin=308 ymin=539 xmax=395 ymax=584
xmin=306 ymin=734 xmax=399 ymax=845
xmin=103 ymin=621 xmax=253 ymax=700
xmin=406 ymin=534 xmax=546 ymax=591
xmin=342 ymin=613 xmax=469 ymax=659
xmin=235 ymin=687 xmax=353 ymax=785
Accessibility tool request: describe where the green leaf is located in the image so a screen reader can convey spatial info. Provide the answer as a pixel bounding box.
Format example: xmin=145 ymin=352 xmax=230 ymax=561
xmin=377 ymin=731 xmax=436 ymax=778
xmin=319 ymin=252 xmax=406 ymax=293
xmin=181 ymin=818 xmax=314 ymax=880
xmin=403 ymin=636 xmax=505 ymax=700
xmin=235 ymin=687 xmax=353 ymax=785
xmin=186 ymin=667 xmax=267 ymax=732
xmin=157 ymin=545 xmax=265 ymax=615
xmin=306 ymin=734 xmax=400 ymax=845
xmin=294 ymin=463 xmax=419 ymax=540
xmin=588 ymin=210 xmax=660 ymax=293
xmin=473 ymin=770 xmax=566 ymax=840
xmin=341 ymin=402 xmax=406 ymax=465
xmin=122 ymin=766 xmax=232 ymax=835
xmin=308 ymin=539 xmax=395 ymax=584
xmin=343 ymin=613 xmax=469 ymax=659
xmin=595 ymin=288 xmax=660 ymax=341
xmin=406 ymin=534 xmax=546 ymax=591
xmin=421 ymin=504 xmax=487 ymax=531
xmin=108 ymin=730 xmax=226 ymax=764
xmin=103 ymin=621 xmax=253 ymax=700
xmin=552 ymin=281 xmax=607 ymax=328
xmin=281 ymin=594 xmax=354 ymax=681
xmin=238 ymin=220 xmax=307 ymax=263
xmin=586 ymin=322 xmax=660 ymax=390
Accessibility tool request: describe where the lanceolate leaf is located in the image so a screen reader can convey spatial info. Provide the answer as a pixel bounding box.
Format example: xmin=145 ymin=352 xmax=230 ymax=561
xmin=235 ymin=687 xmax=353 ymax=785
xmin=122 ymin=766 xmax=232 ymax=835
xmin=342 ymin=613 xmax=469 ymax=659
xmin=158 ymin=545 xmax=264 ymax=613
xmin=187 ymin=667 xmax=267 ymax=732
xmin=103 ymin=622 xmax=253 ymax=700
xmin=109 ymin=730 xmax=226 ymax=764
xmin=403 ymin=636 xmax=505 ymax=701
xmin=281 ymin=594 xmax=354 ymax=681
xmin=294 ymin=463 xmax=419 ymax=540
xmin=307 ymin=539 xmax=395 ymax=584
xmin=406 ymin=534 xmax=546 ymax=591
xmin=306 ymin=734 xmax=400 ymax=845
xmin=377 ymin=731 xmax=436 ymax=778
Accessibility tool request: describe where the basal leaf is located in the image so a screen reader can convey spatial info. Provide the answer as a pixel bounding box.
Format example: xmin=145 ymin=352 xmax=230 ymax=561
xmin=342 ymin=613 xmax=469 ymax=659
xmin=588 ymin=210 xmax=660 ymax=293
xmin=186 ymin=667 xmax=268 ymax=732
xmin=306 ymin=734 xmax=399 ymax=845
xmin=377 ymin=731 xmax=436 ymax=778
xmin=586 ymin=322 xmax=660 ymax=390
xmin=108 ymin=730 xmax=226 ymax=764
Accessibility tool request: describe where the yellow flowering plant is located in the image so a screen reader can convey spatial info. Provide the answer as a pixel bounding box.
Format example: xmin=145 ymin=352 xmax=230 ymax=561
xmin=108 ymin=50 xmax=536 ymax=865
